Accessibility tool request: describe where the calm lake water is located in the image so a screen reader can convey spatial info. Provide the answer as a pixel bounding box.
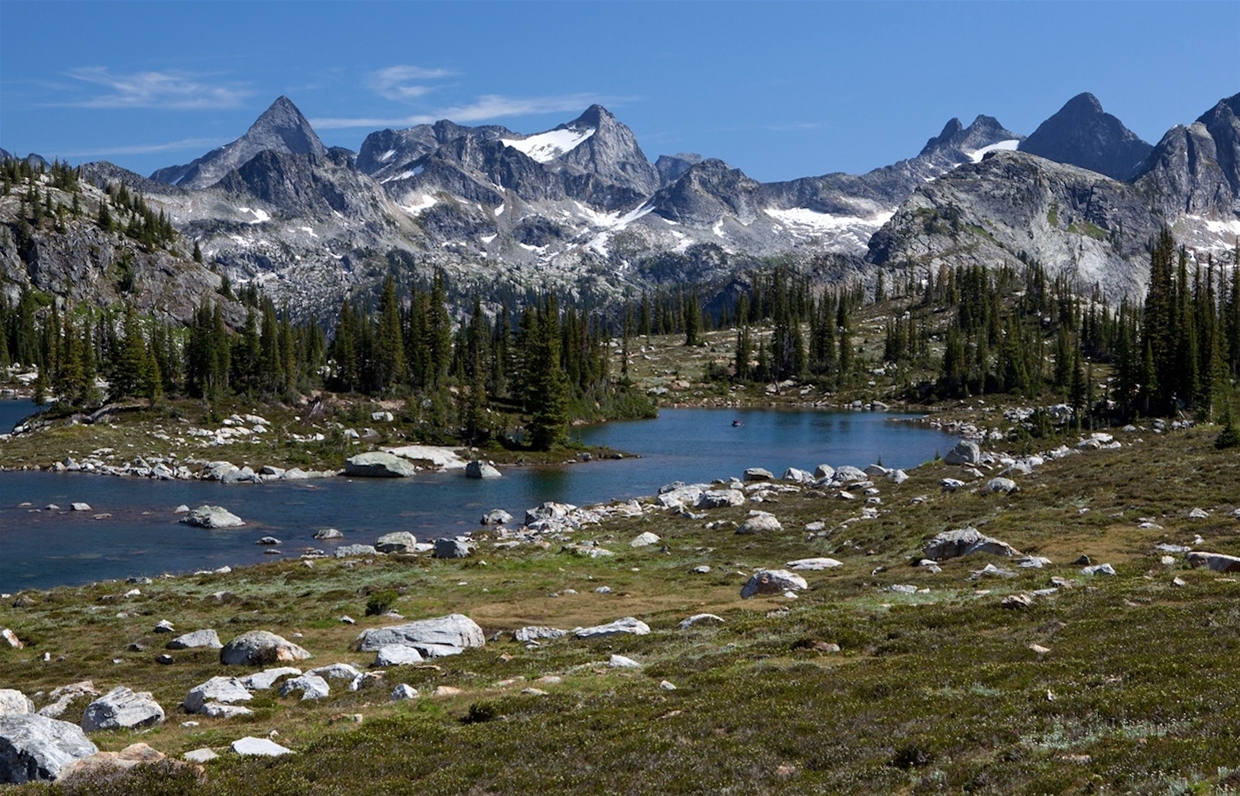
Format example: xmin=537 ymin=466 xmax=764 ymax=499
xmin=0 ymin=401 xmax=954 ymax=592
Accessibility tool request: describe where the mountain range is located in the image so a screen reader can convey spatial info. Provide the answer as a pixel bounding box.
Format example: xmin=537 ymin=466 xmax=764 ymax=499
xmin=2 ymin=90 xmax=1238 ymax=319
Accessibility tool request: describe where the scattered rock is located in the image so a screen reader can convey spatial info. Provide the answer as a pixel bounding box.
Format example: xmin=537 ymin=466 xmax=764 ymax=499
xmin=0 ymin=715 xmax=99 ymax=783
xmin=924 ymin=527 xmax=1021 ymax=560
xmin=375 ymin=532 xmax=418 ymax=554
xmin=465 ymin=460 xmax=502 ymax=479
xmin=202 ymin=704 xmax=254 ymax=719
xmin=256 ymin=536 xmax=281 ymax=546
xmin=944 ymin=440 xmax=981 ymax=465
xmin=969 ymin=563 xmax=1017 ymax=580
xmin=434 ymin=539 xmax=474 ymax=559
xmin=940 ymin=478 xmax=965 ymax=492
xmin=1082 ymin=563 xmax=1117 ymax=576
xmin=239 ymin=667 xmax=302 ymax=691
xmin=153 ymin=620 xmax=175 ymax=634
xmin=230 ymin=737 xmax=293 ymax=757
xmin=679 ymin=613 xmax=725 ymax=630
xmin=183 ymin=678 xmax=252 ymax=714
xmin=786 ymin=557 xmax=843 ymax=571
xmin=390 ymin=684 xmax=419 ymax=701
xmin=1073 ymin=554 xmax=1092 ymax=566
xmin=219 ymin=631 xmax=311 ymax=666
xmin=630 ymin=531 xmax=661 ymax=548
xmin=307 ymin=664 xmax=363 ymax=682
xmin=743 ymin=467 xmax=774 ymax=482
xmin=313 ymin=528 xmax=344 ymax=540
xmin=344 ymin=452 xmax=419 ymax=478
xmin=1001 ymin=593 xmax=1034 ymax=610
xmin=481 ymin=509 xmax=513 ymax=526
xmin=1 ymin=629 xmax=22 ymax=649
xmin=70 ymin=503 xmax=91 ymax=512
xmin=609 ymin=654 xmax=642 ymax=669
xmin=354 ymin=614 xmax=486 ymax=656
xmin=513 ymin=627 xmax=568 ymax=643
xmin=740 ymin=570 xmax=808 ymax=599
xmin=180 ymin=505 xmax=245 ymax=529
xmin=573 ymin=617 xmax=651 ymax=638
xmin=736 ymin=511 xmax=783 ymax=534
xmin=183 ymin=748 xmax=218 ymax=763
xmin=79 ymin=687 xmax=164 ymax=733
xmin=985 ymin=477 xmax=1019 ymax=494
xmin=334 ymin=544 xmax=378 ymax=558
xmin=695 ymin=489 xmax=746 ymax=509
xmin=374 ymin=645 xmax=425 ymax=666
xmin=1187 ymin=552 xmax=1240 ymax=573
xmin=278 ymin=675 xmax=330 ymax=701
xmin=0 ymin=691 xmax=34 ymax=717
xmin=166 ymin=629 xmax=222 ymax=650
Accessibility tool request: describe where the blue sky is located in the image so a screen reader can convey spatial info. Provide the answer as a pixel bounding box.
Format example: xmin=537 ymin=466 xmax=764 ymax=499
xmin=2 ymin=1 xmax=1237 ymax=182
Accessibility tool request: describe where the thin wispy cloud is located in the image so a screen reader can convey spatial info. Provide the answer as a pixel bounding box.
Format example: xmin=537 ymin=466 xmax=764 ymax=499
xmin=61 ymin=137 xmax=226 ymax=158
xmin=367 ymin=65 xmax=454 ymax=101
xmin=312 ymin=93 xmax=621 ymax=130
xmin=59 ymin=67 xmax=251 ymax=109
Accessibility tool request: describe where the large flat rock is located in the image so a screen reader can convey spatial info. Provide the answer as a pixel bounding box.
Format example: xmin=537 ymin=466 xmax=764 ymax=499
xmin=353 ymin=614 xmax=485 ymax=653
xmin=0 ymin=715 xmax=99 ymax=783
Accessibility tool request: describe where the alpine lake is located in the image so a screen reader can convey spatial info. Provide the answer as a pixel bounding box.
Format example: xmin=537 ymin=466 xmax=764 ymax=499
xmin=0 ymin=400 xmax=955 ymax=592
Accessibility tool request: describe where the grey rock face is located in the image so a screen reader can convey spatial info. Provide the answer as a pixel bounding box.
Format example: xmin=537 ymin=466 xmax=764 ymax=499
xmin=1019 ymin=93 xmax=1153 ymax=180
xmin=180 ymin=505 xmax=245 ymax=529
xmin=166 ymin=629 xmax=222 ymax=650
xmin=80 ymin=687 xmax=164 ymax=733
xmin=354 ymin=614 xmax=486 ymax=653
xmin=345 ymin=452 xmax=419 ymax=478
xmin=0 ymin=715 xmax=99 ymax=783
xmin=219 ymin=631 xmax=312 ymax=666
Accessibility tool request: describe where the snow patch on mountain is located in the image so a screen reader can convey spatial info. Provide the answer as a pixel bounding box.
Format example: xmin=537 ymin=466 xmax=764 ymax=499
xmin=238 ymin=207 xmax=271 ymax=224
xmin=502 ymin=127 xmax=596 ymax=163
xmin=381 ymin=166 xmax=423 ymax=184
xmin=966 ymin=139 xmax=1022 ymax=163
xmin=399 ymin=195 xmax=437 ymax=216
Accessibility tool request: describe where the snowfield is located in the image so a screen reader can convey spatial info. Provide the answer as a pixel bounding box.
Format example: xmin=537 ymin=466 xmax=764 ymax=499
xmin=966 ymin=139 xmax=1021 ymax=163
xmin=502 ymin=127 xmax=596 ymax=163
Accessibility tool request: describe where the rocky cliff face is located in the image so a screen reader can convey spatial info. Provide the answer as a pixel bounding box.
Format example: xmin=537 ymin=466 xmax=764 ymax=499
xmin=0 ymin=175 xmax=243 ymax=324
xmin=1135 ymin=93 xmax=1240 ymax=218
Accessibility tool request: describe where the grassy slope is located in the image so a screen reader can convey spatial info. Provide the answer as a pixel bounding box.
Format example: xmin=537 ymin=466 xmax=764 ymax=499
xmin=4 ymin=421 xmax=1240 ymax=794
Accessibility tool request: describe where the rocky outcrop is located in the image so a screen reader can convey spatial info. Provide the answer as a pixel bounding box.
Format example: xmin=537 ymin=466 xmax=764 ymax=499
xmin=573 ymin=617 xmax=651 ymax=639
xmin=183 ymin=677 xmax=253 ymax=714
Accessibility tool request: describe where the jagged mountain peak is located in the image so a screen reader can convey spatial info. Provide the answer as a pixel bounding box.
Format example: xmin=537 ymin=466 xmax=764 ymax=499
xmin=150 ymin=96 xmax=327 ymax=190
xmin=920 ymin=115 xmax=1022 ymax=158
xmin=1019 ymin=92 xmax=1152 ymax=180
